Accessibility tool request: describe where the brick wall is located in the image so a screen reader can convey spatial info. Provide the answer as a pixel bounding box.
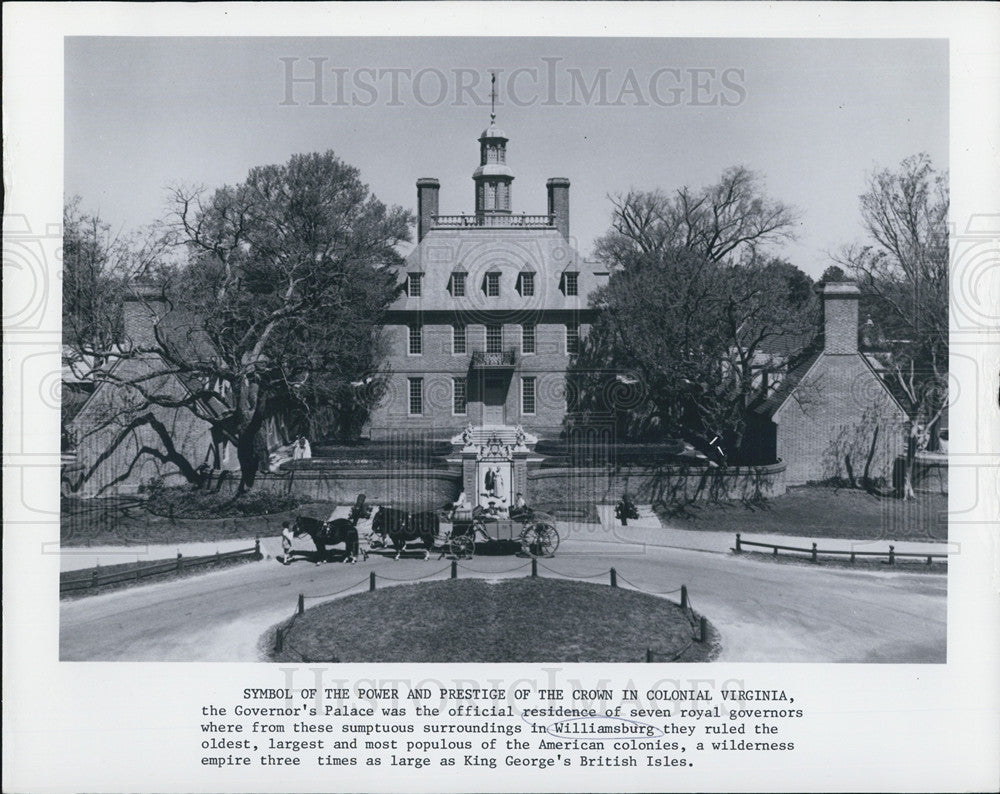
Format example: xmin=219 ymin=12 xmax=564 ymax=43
xmin=367 ymin=320 xmax=588 ymax=440
xmin=775 ymin=354 xmax=906 ymax=485
xmin=69 ymin=358 xmax=218 ymax=495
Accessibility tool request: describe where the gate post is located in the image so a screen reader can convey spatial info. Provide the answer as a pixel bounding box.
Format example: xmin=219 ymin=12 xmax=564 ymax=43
xmin=680 ymin=584 xmax=688 ymax=610
xmin=811 ymin=542 xmax=818 ymax=563
xmin=735 ymin=533 xmax=742 ymax=553
xmin=370 ymin=571 xmax=376 ymax=591
xmin=531 ymin=558 xmax=538 ymax=578
xmin=888 ymin=545 xmax=895 ymax=565
xmin=610 ymin=568 xmax=617 ymax=588
xmin=297 ymin=594 xmax=305 ymax=615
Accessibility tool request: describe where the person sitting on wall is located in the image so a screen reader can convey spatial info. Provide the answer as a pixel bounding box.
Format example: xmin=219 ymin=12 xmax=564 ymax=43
xmin=292 ymin=436 xmax=312 ymax=460
xmin=510 ymin=492 xmax=530 ymax=521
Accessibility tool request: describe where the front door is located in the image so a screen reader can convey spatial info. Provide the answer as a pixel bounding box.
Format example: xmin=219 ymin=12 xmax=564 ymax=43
xmin=483 ymin=375 xmax=506 ymax=425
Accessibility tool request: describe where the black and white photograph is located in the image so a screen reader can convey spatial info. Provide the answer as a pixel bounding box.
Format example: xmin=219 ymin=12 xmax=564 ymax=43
xmin=4 ymin=3 xmax=999 ymax=793
xmin=58 ymin=35 xmax=949 ymax=665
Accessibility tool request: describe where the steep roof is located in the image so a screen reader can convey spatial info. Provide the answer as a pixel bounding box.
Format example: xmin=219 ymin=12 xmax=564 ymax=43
xmin=388 ymin=226 xmax=603 ymax=313
xmin=751 ymin=346 xmax=824 ymax=418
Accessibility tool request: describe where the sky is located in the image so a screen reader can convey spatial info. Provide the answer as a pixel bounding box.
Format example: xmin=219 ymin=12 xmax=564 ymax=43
xmin=65 ymin=37 xmax=948 ymax=278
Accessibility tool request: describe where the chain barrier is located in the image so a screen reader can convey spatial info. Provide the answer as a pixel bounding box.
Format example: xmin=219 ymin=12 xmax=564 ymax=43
xmin=281 ymin=558 xmax=708 ymax=661
xmin=302 ymin=577 xmax=372 ymax=600
xmin=455 ymin=561 xmax=533 ymax=575
xmin=535 ymin=562 xmax=612 ymax=580
xmin=614 ymin=572 xmax=684 ymax=596
xmin=371 ymin=564 xmax=453 ymax=583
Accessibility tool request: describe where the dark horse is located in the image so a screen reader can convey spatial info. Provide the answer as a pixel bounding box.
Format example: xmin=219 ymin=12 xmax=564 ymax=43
xmin=292 ymin=516 xmax=364 ymax=564
xmin=370 ymin=506 xmax=441 ymax=560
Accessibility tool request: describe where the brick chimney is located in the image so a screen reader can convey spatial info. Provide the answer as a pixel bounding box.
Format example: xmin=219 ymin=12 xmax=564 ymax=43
xmin=123 ymin=280 xmax=165 ymax=349
xmin=546 ymin=177 xmax=570 ymax=240
xmin=821 ymin=281 xmax=860 ymax=354
xmin=416 ymin=178 xmax=440 ymax=242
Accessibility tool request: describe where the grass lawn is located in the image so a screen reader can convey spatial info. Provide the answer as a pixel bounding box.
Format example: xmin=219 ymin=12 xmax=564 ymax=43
xmin=654 ymin=486 xmax=947 ymax=542
xmin=270 ymin=578 xmax=718 ymax=663
xmin=61 ymin=498 xmax=338 ymax=547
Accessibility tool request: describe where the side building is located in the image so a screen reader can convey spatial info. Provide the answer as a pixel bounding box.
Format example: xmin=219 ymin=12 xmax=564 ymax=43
xmin=367 ymin=118 xmax=606 ymax=443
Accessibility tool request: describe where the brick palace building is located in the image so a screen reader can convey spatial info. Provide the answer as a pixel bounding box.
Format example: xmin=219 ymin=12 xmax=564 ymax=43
xmin=367 ymin=115 xmax=606 ymax=445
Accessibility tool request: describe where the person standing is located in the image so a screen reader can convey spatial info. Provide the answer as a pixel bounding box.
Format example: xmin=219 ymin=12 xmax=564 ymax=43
xmin=280 ymin=521 xmax=296 ymax=565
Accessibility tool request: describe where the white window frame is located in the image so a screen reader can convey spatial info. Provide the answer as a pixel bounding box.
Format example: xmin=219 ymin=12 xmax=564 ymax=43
xmin=453 ymin=324 xmax=467 ymax=355
xmin=408 ymin=324 xmax=423 ymax=355
xmin=565 ymin=322 xmax=580 ymax=355
xmin=521 ymin=323 xmax=536 ymax=355
xmin=486 ymin=272 xmax=501 ymax=297
xmin=521 ymin=376 xmax=536 ymax=416
xmin=486 ymin=324 xmax=503 ymax=354
xmin=407 ymin=273 xmax=423 ymax=297
xmin=451 ymin=272 xmax=466 ymax=297
xmin=452 ymin=377 xmax=467 ymax=416
xmin=408 ymin=377 xmax=423 ymax=415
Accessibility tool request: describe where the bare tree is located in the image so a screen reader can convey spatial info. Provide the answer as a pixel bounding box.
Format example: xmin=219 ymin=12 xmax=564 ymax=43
xmin=833 ymin=153 xmax=949 ymax=497
xmin=71 ymin=151 xmax=412 ymax=494
xmin=595 ymin=166 xmax=800 ymax=265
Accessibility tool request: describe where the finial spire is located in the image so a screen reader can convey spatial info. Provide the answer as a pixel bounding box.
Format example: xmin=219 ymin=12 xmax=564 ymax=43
xmin=490 ymin=72 xmax=496 ymax=124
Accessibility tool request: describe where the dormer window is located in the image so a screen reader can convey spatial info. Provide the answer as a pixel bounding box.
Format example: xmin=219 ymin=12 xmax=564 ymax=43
xmin=449 ymin=271 xmax=467 ymax=297
xmin=485 ymin=272 xmax=501 ymax=297
xmin=406 ymin=273 xmax=423 ymax=297
xmin=560 ymin=271 xmax=579 ymax=297
xmin=517 ymin=271 xmax=535 ymax=297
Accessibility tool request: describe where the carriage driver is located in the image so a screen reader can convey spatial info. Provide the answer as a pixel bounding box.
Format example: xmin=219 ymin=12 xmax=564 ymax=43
xmin=509 ymin=492 xmax=530 ymax=521
xmin=280 ymin=521 xmax=295 ymax=565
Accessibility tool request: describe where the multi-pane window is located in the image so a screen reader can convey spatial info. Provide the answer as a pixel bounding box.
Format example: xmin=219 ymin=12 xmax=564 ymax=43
xmin=486 ymin=324 xmax=503 ymax=354
xmin=563 ymin=272 xmax=579 ymax=296
xmin=408 ymin=324 xmax=422 ymax=355
xmin=566 ymin=322 xmax=580 ymax=355
xmin=407 ymin=273 xmax=422 ymax=297
xmin=519 ymin=272 xmax=535 ymax=296
xmin=486 ymin=272 xmax=501 ymax=297
xmin=453 ymin=324 xmax=467 ymax=354
xmin=453 ymin=377 xmax=467 ymax=415
xmin=451 ymin=272 xmax=466 ymax=297
xmin=521 ymin=377 xmax=536 ymax=415
xmin=522 ymin=324 xmax=536 ymax=354
xmin=408 ymin=378 xmax=423 ymax=415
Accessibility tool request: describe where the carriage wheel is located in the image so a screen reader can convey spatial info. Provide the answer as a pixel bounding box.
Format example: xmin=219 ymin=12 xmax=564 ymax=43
xmin=520 ymin=522 xmax=559 ymax=558
xmin=449 ymin=535 xmax=475 ymax=560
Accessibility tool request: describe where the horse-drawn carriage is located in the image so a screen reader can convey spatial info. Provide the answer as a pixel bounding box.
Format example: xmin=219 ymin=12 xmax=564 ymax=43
xmin=443 ymin=506 xmax=560 ymax=560
xmin=284 ymin=494 xmax=560 ymax=564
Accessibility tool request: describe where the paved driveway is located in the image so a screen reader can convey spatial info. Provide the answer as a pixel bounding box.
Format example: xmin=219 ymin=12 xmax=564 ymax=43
xmin=60 ymin=528 xmax=946 ymax=663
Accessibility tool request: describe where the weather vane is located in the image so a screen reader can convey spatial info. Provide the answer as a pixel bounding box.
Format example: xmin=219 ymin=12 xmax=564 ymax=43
xmin=490 ymin=71 xmax=497 ymax=123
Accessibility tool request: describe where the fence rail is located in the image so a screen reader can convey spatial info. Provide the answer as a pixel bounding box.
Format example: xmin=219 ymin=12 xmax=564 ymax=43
xmin=733 ymin=533 xmax=947 ymax=565
xmin=60 ymin=540 xmax=262 ymax=593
